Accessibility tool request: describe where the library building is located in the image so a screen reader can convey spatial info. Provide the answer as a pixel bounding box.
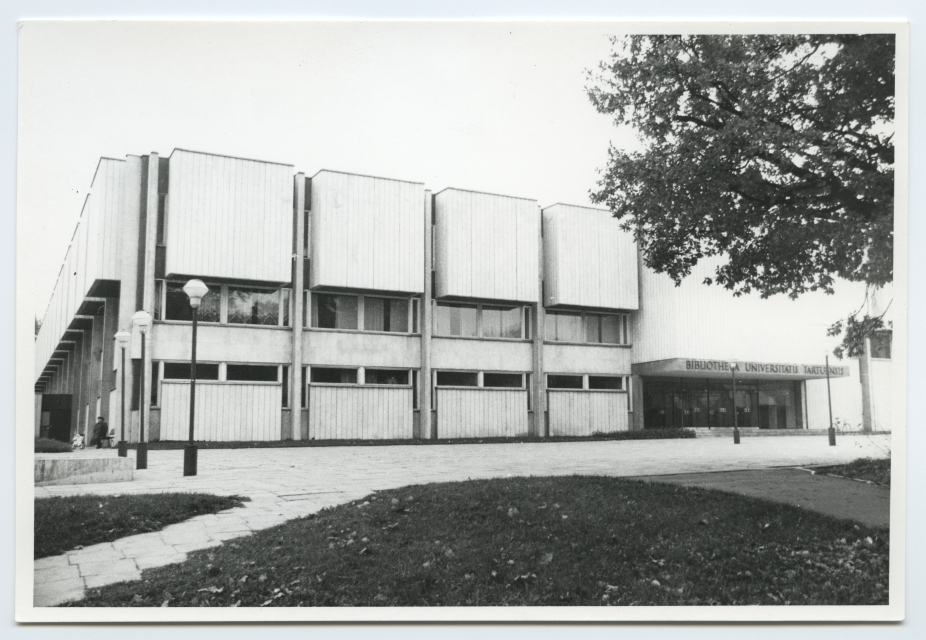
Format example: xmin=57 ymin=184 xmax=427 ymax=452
xmin=33 ymin=149 xmax=894 ymax=445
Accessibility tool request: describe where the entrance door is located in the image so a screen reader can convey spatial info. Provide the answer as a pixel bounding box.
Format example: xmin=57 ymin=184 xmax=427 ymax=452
xmin=41 ymin=394 xmax=72 ymax=442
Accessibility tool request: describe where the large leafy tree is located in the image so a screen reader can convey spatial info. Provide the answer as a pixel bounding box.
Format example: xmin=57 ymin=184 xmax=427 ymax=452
xmin=587 ymin=34 xmax=894 ymax=305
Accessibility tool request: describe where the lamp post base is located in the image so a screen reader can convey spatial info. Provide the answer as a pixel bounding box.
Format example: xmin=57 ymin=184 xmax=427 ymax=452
xmin=183 ymin=445 xmax=198 ymax=476
xmin=117 ymin=441 xmax=128 ymax=457
xmin=828 ymin=427 xmax=837 ymax=446
xmin=733 ymin=428 xmax=741 ymax=444
xmin=136 ymin=443 xmax=148 ymax=470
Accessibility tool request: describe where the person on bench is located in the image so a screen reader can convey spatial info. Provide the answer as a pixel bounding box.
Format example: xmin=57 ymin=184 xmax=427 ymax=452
xmin=90 ymin=416 xmax=111 ymax=449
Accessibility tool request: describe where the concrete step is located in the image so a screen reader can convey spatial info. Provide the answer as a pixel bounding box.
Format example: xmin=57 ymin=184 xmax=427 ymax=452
xmin=693 ymin=428 xmax=831 ymax=438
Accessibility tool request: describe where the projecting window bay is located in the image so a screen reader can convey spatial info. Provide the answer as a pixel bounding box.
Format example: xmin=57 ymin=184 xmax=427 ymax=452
xmin=545 ymin=311 xmax=629 ymax=345
xmin=157 ymin=280 xmax=291 ymax=327
xmin=310 ymin=293 xmax=417 ymax=334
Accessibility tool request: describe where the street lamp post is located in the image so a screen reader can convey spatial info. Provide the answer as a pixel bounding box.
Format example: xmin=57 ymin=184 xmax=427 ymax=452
xmin=114 ymin=331 xmax=131 ymax=457
xmin=729 ymin=362 xmax=740 ymax=444
xmin=825 ymin=354 xmax=837 ymax=446
xmin=132 ymin=310 xmax=152 ymax=469
xmin=182 ymin=279 xmax=209 ymax=477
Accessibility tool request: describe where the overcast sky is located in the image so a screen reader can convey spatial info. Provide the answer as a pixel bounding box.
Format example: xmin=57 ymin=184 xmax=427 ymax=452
xmin=19 ymin=21 xmax=644 ymax=318
xmin=18 ymin=21 xmax=890 ymax=334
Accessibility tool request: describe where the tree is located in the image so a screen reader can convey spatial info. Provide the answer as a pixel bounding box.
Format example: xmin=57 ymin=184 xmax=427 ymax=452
xmin=587 ymin=34 xmax=895 ymax=355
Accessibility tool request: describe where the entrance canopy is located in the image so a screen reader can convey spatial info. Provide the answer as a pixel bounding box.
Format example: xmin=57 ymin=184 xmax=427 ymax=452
xmin=632 ymin=358 xmax=849 ymax=381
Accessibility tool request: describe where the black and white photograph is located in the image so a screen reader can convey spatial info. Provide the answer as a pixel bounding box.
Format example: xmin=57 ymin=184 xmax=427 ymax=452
xmin=13 ymin=15 xmax=909 ymax=625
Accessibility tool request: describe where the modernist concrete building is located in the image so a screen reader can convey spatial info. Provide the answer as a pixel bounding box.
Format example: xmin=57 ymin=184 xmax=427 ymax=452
xmin=33 ymin=149 xmax=894 ymax=444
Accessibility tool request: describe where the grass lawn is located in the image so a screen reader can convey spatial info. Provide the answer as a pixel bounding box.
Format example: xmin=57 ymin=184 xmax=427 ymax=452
xmin=69 ymin=476 xmax=888 ymax=607
xmin=36 ymin=493 xmax=246 ymax=559
xmin=35 ymin=437 xmax=72 ymax=453
xmin=137 ymin=429 xmax=695 ymax=450
xmin=816 ymin=457 xmax=891 ymax=487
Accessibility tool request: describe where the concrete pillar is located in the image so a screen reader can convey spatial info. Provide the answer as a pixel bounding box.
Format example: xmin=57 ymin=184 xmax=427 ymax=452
xmin=99 ymin=297 xmax=119 ymax=423
xmin=630 ymin=374 xmax=644 ymax=431
xmin=139 ymin=153 xmax=160 ymax=443
xmin=421 ymin=191 xmax=433 ymax=439
xmin=119 ymin=155 xmax=145 ymax=439
xmin=87 ymin=312 xmax=105 ymax=425
xmin=291 ymin=173 xmax=306 ymax=440
xmin=531 ymin=205 xmax=546 ymax=438
xmin=859 ymin=337 xmax=873 ymax=434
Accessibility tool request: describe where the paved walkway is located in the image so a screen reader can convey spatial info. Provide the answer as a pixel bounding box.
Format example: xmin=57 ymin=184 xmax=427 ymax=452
xmin=641 ymin=468 xmax=890 ymax=528
xmin=33 ymin=434 xmax=891 ymax=607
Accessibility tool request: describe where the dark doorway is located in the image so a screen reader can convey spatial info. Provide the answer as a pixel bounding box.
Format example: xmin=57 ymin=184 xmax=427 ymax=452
xmin=41 ymin=394 xmax=72 ymax=442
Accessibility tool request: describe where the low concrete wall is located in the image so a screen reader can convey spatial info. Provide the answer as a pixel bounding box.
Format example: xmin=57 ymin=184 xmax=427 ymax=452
xmin=34 ymin=455 xmax=134 ymax=486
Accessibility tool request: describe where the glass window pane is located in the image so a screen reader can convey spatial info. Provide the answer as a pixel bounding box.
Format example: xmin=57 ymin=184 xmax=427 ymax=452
xmin=365 ymin=369 xmax=409 ymax=385
xmin=547 ymin=374 xmax=583 ymax=389
xmin=585 ymin=314 xmax=601 ymax=343
xmin=228 ymin=288 xmax=280 ymax=326
xmin=482 ymin=307 xmax=501 ymax=338
xmin=336 ymin=295 xmax=358 ymax=330
xmin=601 ymin=315 xmax=622 ymax=344
xmin=226 ymin=364 xmax=278 ymax=382
xmin=388 ymin=298 xmax=408 ymax=332
xmin=588 ymin=376 xmax=622 ymax=390
xmin=310 ymin=367 xmax=357 ymax=384
xmin=436 ymin=371 xmax=478 ymax=386
xmin=281 ymin=289 xmax=291 ymax=327
xmin=434 ymin=304 xmax=476 ymax=337
xmin=870 ymin=331 xmax=892 ymax=359
xmin=364 ymin=297 xmax=385 ymax=331
xmin=163 ymin=362 xmax=219 ymax=380
xmin=494 ymin=306 xmax=522 ymax=339
xmin=483 ymin=372 xmax=522 ymax=388
xmin=557 ymin=313 xmax=583 ymax=342
xmin=165 ymin=282 xmax=220 ymax=322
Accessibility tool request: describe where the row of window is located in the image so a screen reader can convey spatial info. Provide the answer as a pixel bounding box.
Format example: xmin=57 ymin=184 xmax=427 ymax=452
xmin=155 ymin=280 xmax=630 ymax=345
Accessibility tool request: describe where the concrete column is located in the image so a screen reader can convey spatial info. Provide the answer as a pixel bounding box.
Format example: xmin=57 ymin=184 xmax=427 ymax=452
xmin=859 ymin=337 xmax=873 ymax=433
xmin=630 ymin=374 xmax=644 ymax=431
xmin=119 ymin=155 xmax=145 ymax=438
xmin=291 ymin=173 xmax=306 ymax=440
xmin=99 ymin=297 xmax=119 ymax=423
xmin=421 ymin=191 xmax=433 ymax=439
xmin=531 ymin=205 xmax=546 ymax=438
xmin=140 ymin=153 xmax=160 ymax=443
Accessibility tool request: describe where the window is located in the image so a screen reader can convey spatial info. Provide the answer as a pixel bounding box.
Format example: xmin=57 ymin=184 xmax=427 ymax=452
xmin=164 ymin=282 xmax=220 ymax=322
xmin=228 ymin=288 xmax=281 ymax=326
xmin=434 ymin=303 xmax=478 ymax=337
xmin=482 ymin=306 xmax=522 ymax=339
xmin=163 ymin=362 xmax=220 ymax=380
xmin=310 ymin=367 xmax=358 ymax=384
xmin=282 ymin=365 xmax=290 ymax=408
xmin=226 ymin=364 xmax=278 ymax=382
xmin=364 ymin=297 xmax=409 ymax=333
xmin=412 ymin=299 xmax=420 ymax=334
xmin=588 ymin=376 xmax=623 ymax=390
xmin=412 ymin=370 xmax=419 ymax=409
xmin=525 ymin=373 xmax=532 ymax=410
xmin=312 ymin=294 xmax=358 ymax=330
xmin=281 ymin=290 xmax=291 ymax=327
xmin=547 ymin=374 xmax=583 ymax=389
xmin=365 ymin=369 xmax=409 ymax=385
xmin=870 ymin=330 xmax=892 ymax=359
xmin=483 ymin=372 xmax=523 ymax=388
xmin=545 ymin=312 xmax=583 ymax=342
xmin=546 ymin=311 xmax=628 ymax=345
xmin=436 ymin=371 xmax=478 ymax=387
xmin=150 ymin=362 xmax=160 ymax=406
xmin=301 ymin=366 xmax=308 ymax=408
xmin=131 ymin=359 xmax=141 ymax=410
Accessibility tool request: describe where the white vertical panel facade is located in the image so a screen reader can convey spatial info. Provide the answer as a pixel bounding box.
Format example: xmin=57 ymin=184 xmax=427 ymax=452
xmin=165 ymin=150 xmax=294 ymax=283
xmin=804 ymin=360 xmax=864 ymax=430
xmin=542 ymin=204 xmax=638 ymax=310
xmin=308 ymin=385 xmax=413 ymax=440
xmin=159 ymin=381 xmax=282 ymax=441
xmin=310 ymin=171 xmax=425 ymax=293
xmin=434 ymin=189 xmax=539 ymax=302
xmin=437 ymin=388 xmax=529 ymax=438
xmin=548 ymin=391 xmax=629 ymax=436
xmin=869 ymin=359 xmax=892 ymax=432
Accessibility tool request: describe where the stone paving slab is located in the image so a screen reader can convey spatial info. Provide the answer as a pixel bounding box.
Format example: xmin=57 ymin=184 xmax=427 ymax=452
xmin=32 ymin=434 xmax=892 ymax=607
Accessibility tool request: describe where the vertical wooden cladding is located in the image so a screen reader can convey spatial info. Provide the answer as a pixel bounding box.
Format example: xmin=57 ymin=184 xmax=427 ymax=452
xmin=436 ymin=388 xmax=529 ymax=438
xmin=308 ymin=386 xmax=413 ymax=439
xmin=434 ymin=189 xmax=539 ymax=302
xmin=83 ymin=159 xmax=126 ymax=294
xmin=310 ymin=171 xmax=425 ymax=293
xmin=547 ymin=390 xmax=629 ymax=436
xmin=165 ymin=150 xmax=294 ymax=283
xmin=542 ymin=204 xmax=638 ymax=310
xmin=35 ymin=159 xmax=125 ymax=381
xmin=159 ymin=381 xmax=282 ymax=441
